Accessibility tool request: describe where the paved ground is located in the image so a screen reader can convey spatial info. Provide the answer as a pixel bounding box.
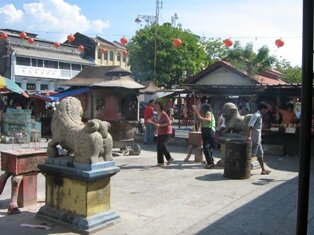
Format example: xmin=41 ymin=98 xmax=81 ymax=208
xmin=0 ymin=137 xmax=313 ymax=235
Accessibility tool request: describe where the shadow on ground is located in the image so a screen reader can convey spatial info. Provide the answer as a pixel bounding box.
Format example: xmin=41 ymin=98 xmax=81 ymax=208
xmin=265 ymin=155 xmax=299 ymax=173
xmin=195 ymin=173 xmax=228 ymax=182
xmin=194 ymin=176 xmax=314 ymax=235
xmin=0 ymin=210 xmax=73 ymax=235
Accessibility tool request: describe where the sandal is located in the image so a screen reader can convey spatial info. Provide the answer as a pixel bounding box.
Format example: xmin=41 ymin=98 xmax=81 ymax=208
xmin=7 ymin=206 xmax=21 ymax=215
xmin=261 ymin=170 xmax=271 ymax=175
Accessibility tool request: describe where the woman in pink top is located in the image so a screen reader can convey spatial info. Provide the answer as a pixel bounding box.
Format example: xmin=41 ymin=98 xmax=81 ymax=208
xmin=154 ymin=101 xmax=174 ymax=167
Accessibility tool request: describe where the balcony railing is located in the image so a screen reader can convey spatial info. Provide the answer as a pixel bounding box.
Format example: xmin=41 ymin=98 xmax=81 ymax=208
xmin=15 ymin=65 xmax=80 ymax=80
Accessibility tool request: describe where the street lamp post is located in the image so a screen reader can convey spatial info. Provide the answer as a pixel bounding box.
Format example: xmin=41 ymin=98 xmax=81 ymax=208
xmin=135 ymin=0 xmax=162 ymax=81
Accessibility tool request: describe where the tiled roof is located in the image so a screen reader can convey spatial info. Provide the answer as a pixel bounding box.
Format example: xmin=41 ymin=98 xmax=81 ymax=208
xmin=13 ymin=46 xmax=93 ymax=64
xmin=184 ymin=60 xmax=287 ymax=86
xmin=61 ymin=66 xmax=144 ymax=89
xmin=2 ymin=29 xmax=93 ymax=64
xmin=254 ymin=74 xmax=286 ymax=85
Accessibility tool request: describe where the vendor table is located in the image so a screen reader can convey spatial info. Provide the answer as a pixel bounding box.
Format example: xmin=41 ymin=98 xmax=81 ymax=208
xmin=0 ymin=149 xmax=47 ymax=213
xmin=262 ymin=128 xmax=311 ymax=156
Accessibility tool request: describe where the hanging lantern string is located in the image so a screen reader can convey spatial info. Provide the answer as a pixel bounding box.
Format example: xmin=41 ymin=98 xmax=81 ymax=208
xmin=6 ymin=29 xmax=301 ymax=41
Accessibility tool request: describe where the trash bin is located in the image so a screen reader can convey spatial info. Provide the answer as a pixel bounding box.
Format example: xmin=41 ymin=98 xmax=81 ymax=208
xmin=223 ymin=138 xmax=252 ymax=179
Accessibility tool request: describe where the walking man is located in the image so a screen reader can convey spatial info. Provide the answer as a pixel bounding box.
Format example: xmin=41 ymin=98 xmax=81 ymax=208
xmin=247 ymin=101 xmax=271 ymax=175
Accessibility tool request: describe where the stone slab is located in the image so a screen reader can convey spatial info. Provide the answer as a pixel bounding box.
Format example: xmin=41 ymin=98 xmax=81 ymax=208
xmin=37 ymin=206 xmax=120 ymax=234
xmin=39 ymin=158 xmax=120 ymax=182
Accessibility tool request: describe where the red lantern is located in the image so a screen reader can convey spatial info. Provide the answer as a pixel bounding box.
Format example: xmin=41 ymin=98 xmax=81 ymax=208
xmin=172 ymin=38 xmax=182 ymax=48
xmin=1 ymin=32 xmax=8 ymax=40
xmin=54 ymin=42 xmax=61 ymax=48
xmin=275 ymin=38 xmax=284 ymax=48
xmin=28 ymin=38 xmax=34 ymax=44
xmin=67 ymin=34 xmax=75 ymax=43
xmin=122 ymin=50 xmax=128 ymax=56
xmin=19 ymin=32 xmax=27 ymax=39
xmin=223 ymin=38 xmax=233 ymax=47
xmin=101 ymin=47 xmax=107 ymax=54
xmin=120 ymin=36 xmax=128 ymax=45
xmin=78 ymin=45 xmax=84 ymax=52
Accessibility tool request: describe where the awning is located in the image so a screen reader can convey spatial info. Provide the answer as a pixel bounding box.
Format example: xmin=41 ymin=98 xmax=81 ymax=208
xmin=30 ymin=87 xmax=90 ymax=102
xmin=152 ymin=91 xmax=174 ymax=99
xmin=152 ymin=89 xmax=186 ymax=99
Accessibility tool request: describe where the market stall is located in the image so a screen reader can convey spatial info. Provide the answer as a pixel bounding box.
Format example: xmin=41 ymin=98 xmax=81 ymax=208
xmin=180 ymin=60 xmax=313 ymax=156
xmin=61 ymin=66 xmax=145 ymax=155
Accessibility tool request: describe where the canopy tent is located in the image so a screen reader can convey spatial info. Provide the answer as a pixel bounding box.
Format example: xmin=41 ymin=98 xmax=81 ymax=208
xmin=151 ymin=89 xmax=186 ymax=99
xmin=0 ymin=75 xmax=29 ymax=97
xmin=30 ymin=87 xmax=91 ymax=102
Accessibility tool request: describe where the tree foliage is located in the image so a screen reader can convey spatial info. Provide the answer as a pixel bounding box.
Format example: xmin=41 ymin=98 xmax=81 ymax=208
xmin=201 ymin=38 xmax=228 ymax=64
xmin=225 ymin=41 xmax=276 ymax=79
xmin=128 ymin=24 xmax=207 ymax=88
xmin=274 ymin=58 xmax=302 ymax=84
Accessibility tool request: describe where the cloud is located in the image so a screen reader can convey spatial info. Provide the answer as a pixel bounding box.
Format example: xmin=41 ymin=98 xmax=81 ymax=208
xmin=0 ymin=4 xmax=23 ymax=24
xmin=0 ymin=0 xmax=110 ymax=40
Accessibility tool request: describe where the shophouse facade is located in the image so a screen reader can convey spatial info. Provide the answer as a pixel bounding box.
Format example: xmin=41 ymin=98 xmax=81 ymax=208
xmin=67 ymin=32 xmax=129 ymax=69
xmin=0 ymin=29 xmax=94 ymax=93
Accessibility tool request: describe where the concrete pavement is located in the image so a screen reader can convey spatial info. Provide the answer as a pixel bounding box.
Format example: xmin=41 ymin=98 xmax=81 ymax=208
xmin=0 ymin=138 xmax=313 ymax=235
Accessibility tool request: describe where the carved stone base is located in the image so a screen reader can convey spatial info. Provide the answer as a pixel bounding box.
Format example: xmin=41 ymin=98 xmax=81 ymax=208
xmin=37 ymin=157 xmax=120 ymax=234
xmin=222 ymin=138 xmax=252 ymax=179
xmin=37 ymin=206 xmax=119 ymax=234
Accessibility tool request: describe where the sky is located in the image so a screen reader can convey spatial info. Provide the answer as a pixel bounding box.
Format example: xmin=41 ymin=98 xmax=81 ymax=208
xmin=0 ymin=0 xmax=303 ymax=66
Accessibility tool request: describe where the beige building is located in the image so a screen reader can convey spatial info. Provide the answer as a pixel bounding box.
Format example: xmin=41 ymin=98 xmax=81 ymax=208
xmin=69 ymin=33 xmax=130 ymax=70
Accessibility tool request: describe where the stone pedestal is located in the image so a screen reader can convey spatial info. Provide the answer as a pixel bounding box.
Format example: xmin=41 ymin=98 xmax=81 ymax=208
xmin=37 ymin=157 xmax=120 ymax=234
xmin=218 ymin=137 xmax=259 ymax=169
xmin=222 ymin=138 xmax=252 ymax=179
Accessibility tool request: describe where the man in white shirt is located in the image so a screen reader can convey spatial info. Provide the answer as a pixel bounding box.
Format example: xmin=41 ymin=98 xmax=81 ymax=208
xmin=247 ymin=101 xmax=271 ymax=175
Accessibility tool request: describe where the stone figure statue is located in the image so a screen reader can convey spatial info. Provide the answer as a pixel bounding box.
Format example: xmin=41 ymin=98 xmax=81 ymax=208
xmin=221 ymin=102 xmax=252 ymax=137
xmin=47 ymin=97 xmax=113 ymax=164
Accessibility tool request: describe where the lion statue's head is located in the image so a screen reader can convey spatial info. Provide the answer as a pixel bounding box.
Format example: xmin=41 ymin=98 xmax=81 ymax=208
xmin=222 ymin=102 xmax=240 ymax=122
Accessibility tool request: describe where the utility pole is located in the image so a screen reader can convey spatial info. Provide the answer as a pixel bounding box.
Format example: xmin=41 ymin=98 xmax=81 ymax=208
xmin=171 ymin=13 xmax=178 ymax=27
xmin=135 ymin=0 xmax=162 ymax=81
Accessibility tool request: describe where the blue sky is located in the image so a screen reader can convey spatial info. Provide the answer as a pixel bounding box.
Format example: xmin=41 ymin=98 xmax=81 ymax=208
xmin=0 ymin=0 xmax=302 ymax=66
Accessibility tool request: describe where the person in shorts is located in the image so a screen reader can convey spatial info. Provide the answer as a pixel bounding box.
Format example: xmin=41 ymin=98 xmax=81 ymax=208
xmin=247 ymin=101 xmax=271 ymax=175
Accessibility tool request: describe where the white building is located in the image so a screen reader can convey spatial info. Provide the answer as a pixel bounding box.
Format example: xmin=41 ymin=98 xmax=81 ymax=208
xmin=0 ymin=29 xmax=94 ymax=93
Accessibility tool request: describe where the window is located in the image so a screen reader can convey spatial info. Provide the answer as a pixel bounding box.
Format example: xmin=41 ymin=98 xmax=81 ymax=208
xmin=104 ymin=51 xmax=108 ymax=60
xmin=117 ymin=52 xmax=121 ymax=62
xmin=26 ymin=83 xmax=36 ymax=90
xmin=16 ymin=57 xmax=30 ymax=66
xmin=30 ymin=59 xmax=43 ymax=67
xmin=44 ymin=60 xmax=58 ymax=69
xmin=40 ymin=84 xmax=48 ymax=90
xmin=37 ymin=59 xmax=43 ymax=67
xmin=123 ymin=55 xmax=127 ymax=62
xmin=59 ymin=62 xmax=70 ymax=69
xmin=16 ymin=82 xmax=21 ymax=88
xmin=97 ymin=48 xmax=102 ymax=59
xmin=109 ymin=51 xmax=114 ymax=61
xmin=72 ymin=64 xmax=81 ymax=71
xmin=31 ymin=58 xmax=37 ymax=67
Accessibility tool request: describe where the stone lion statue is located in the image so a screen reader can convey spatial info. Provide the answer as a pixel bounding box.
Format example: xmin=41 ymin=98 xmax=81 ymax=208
xmin=221 ymin=102 xmax=252 ymax=137
xmin=47 ymin=97 xmax=113 ymax=164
